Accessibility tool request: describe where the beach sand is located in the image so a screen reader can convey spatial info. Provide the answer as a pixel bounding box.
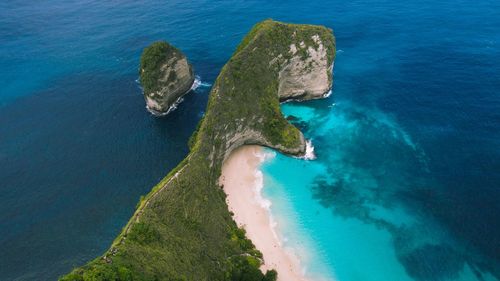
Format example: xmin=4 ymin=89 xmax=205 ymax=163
xmin=220 ymin=145 xmax=308 ymax=281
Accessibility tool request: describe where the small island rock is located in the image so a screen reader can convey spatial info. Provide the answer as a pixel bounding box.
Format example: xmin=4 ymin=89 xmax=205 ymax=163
xmin=139 ymin=41 xmax=195 ymax=115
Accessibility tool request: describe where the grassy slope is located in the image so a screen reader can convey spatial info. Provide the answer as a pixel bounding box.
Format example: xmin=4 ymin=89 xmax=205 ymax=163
xmin=61 ymin=20 xmax=334 ymax=281
xmin=139 ymin=41 xmax=184 ymax=94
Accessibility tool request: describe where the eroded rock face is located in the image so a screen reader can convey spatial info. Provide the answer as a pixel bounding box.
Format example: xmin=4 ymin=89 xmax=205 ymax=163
xmin=139 ymin=41 xmax=195 ymax=115
xmin=278 ymin=34 xmax=333 ymax=101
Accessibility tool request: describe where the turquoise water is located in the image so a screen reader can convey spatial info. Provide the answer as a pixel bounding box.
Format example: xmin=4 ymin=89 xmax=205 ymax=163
xmin=1 ymin=0 xmax=499 ymax=280
xmin=261 ymin=100 xmax=499 ymax=281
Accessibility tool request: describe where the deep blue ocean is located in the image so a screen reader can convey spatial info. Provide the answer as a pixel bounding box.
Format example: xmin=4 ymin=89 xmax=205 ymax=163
xmin=1 ymin=0 xmax=499 ymax=280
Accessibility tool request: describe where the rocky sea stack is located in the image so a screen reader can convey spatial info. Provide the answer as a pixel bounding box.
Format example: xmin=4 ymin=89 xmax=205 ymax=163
xmin=139 ymin=41 xmax=195 ymax=115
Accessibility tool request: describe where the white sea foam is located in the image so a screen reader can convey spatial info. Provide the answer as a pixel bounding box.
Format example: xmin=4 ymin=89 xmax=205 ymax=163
xmin=190 ymin=75 xmax=212 ymax=91
xmin=302 ymin=139 xmax=316 ymax=160
xmin=251 ymin=149 xmax=313 ymax=279
xmin=251 ymin=150 xmax=282 ymax=243
xmin=252 ymin=149 xmax=275 ymax=210
xmin=280 ymin=89 xmax=333 ymax=104
xmin=253 ymin=169 xmax=271 ymax=209
xmin=135 ymin=77 xmax=143 ymax=92
xmin=252 ymin=148 xmax=336 ymax=281
xmin=146 ymin=96 xmax=184 ymax=116
xmin=145 ymin=76 xmax=211 ymax=117
xmin=291 ymin=139 xmax=316 ymax=160
xmin=323 ymin=89 xmax=333 ymax=98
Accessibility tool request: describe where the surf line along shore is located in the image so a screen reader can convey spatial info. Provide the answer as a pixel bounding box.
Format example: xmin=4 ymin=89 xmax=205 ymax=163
xmin=220 ymin=145 xmax=308 ymax=281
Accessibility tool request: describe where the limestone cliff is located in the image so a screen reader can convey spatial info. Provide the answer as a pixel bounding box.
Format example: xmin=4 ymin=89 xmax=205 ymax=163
xmin=61 ymin=20 xmax=335 ymax=281
xmin=278 ymin=34 xmax=333 ymax=100
xmin=139 ymin=41 xmax=195 ymax=115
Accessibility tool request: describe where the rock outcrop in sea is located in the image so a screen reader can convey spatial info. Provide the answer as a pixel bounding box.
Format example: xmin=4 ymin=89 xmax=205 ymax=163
xmin=139 ymin=41 xmax=195 ymax=115
xmin=278 ymin=34 xmax=333 ymax=101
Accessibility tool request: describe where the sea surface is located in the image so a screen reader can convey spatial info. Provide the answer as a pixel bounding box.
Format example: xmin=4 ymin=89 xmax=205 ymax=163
xmin=1 ymin=0 xmax=499 ymax=280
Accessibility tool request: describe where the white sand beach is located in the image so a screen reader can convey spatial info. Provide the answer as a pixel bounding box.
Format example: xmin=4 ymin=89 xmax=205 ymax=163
xmin=220 ymin=145 xmax=308 ymax=281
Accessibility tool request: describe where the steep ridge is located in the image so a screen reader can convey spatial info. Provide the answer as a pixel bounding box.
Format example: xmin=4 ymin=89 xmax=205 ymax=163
xmin=61 ymin=19 xmax=335 ymax=281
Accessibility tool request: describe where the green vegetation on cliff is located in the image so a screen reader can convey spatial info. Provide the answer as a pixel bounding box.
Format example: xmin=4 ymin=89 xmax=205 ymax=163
xmin=61 ymin=19 xmax=334 ymax=281
xmin=139 ymin=41 xmax=181 ymax=94
xmin=140 ymin=41 xmax=195 ymax=114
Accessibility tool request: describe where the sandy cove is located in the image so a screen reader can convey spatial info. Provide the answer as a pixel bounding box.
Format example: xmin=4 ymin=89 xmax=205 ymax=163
xmin=220 ymin=145 xmax=308 ymax=281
